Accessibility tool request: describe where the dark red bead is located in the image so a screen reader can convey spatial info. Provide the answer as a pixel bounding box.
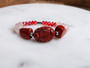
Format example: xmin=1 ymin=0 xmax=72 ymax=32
xmin=20 ymin=28 xmax=33 ymax=39
xmin=55 ymin=25 xmax=66 ymax=38
xmin=33 ymin=26 xmax=55 ymax=42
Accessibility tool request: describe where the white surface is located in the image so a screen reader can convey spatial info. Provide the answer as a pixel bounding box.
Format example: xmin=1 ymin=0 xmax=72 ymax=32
xmin=0 ymin=3 xmax=90 ymax=68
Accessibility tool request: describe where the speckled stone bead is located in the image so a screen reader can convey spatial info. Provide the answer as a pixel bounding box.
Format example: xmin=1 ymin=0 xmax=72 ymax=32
xmin=33 ymin=26 xmax=55 ymax=42
xmin=20 ymin=28 xmax=33 ymax=39
xmin=55 ymin=25 xmax=66 ymax=38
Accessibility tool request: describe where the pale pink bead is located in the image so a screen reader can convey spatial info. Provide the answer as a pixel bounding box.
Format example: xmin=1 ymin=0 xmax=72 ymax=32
xmin=15 ymin=22 xmax=23 ymax=34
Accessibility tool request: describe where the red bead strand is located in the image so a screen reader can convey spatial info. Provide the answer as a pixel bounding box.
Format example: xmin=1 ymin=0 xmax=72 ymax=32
xmin=15 ymin=20 xmax=68 ymax=42
xmin=41 ymin=21 xmax=57 ymax=27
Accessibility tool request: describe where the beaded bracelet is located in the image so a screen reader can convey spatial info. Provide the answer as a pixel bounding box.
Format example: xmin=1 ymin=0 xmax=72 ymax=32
xmin=15 ymin=21 xmax=69 ymax=42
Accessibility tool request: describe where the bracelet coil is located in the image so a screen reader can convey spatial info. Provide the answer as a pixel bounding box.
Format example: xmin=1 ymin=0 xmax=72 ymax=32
xmin=15 ymin=21 xmax=69 ymax=42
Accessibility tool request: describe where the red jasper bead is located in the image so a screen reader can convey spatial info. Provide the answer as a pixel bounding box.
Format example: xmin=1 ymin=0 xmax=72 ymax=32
xmin=33 ymin=26 xmax=55 ymax=42
xmin=20 ymin=28 xmax=33 ymax=39
xmin=55 ymin=25 xmax=66 ymax=38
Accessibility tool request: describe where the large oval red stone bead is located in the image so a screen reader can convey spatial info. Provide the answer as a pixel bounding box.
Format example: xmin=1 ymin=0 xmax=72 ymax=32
xmin=20 ymin=28 xmax=33 ymax=39
xmin=33 ymin=26 xmax=55 ymax=42
xmin=55 ymin=25 xmax=66 ymax=38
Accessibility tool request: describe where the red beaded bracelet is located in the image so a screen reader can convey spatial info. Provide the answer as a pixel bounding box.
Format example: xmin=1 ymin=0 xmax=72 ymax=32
xmin=15 ymin=21 xmax=69 ymax=42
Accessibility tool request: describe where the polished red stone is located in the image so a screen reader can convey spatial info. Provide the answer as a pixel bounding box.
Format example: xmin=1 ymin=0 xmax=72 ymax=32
xmin=55 ymin=25 xmax=66 ymax=38
xmin=20 ymin=28 xmax=33 ymax=39
xmin=33 ymin=26 xmax=55 ymax=42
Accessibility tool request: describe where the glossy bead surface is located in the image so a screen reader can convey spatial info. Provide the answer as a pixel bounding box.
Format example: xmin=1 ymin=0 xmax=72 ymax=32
xmin=20 ymin=28 xmax=33 ymax=39
xmin=55 ymin=25 xmax=66 ymax=38
xmin=34 ymin=21 xmax=37 ymax=24
xmin=33 ymin=26 xmax=55 ymax=42
xmin=28 ymin=21 xmax=31 ymax=25
xmin=22 ymin=22 xmax=26 ymax=26
xmin=42 ymin=21 xmax=45 ymax=25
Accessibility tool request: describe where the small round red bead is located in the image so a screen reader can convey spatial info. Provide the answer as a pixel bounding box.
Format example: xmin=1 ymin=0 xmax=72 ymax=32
xmin=42 ymin=21 xmax=45 ymax=25
xmin=51 ymin=22 xmax=54 ymax=26
xmin=45 ymin=21 xmax=48 ymax=25
xmin=41 ymin=21 xmax=57 ymax=27
xmin=28 ymin=21 xmax=31 ymax=25
xmin=31 ymin=21 xmax=34 ymax=24
xmin=34 ymin=21 xmax=37 ymax=24
xmin=47 ymin=22 xmax=50 ymax=25
xmin=23 ymin=22 xmax=26 ymax=26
